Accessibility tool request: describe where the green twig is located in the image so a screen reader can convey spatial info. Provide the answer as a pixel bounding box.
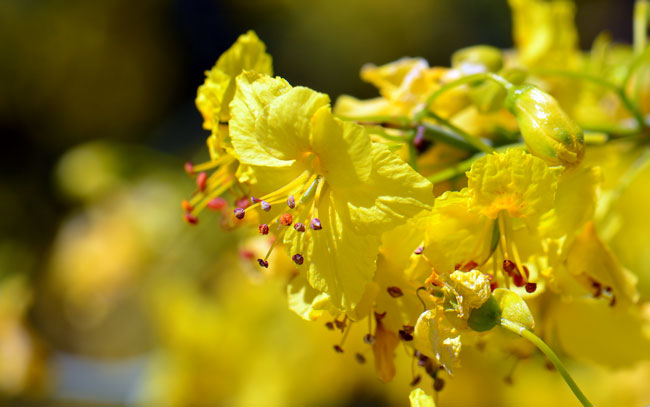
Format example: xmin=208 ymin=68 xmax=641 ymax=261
xmin=500 ymin=319 xmax=593 ymax=407
xmin=426 ymin=111 xmax=494 ymax=153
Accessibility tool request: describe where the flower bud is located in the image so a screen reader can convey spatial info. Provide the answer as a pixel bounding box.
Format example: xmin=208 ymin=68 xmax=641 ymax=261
xmin=506 ymin=85 xmax=585 ymax=167
xmin=469 ymin=68 xmax=527 ymax=113
xmin=451 ymin=45 xmax=503 ymax=74
xmin=467 ymin=295 xmax=501 ymax=332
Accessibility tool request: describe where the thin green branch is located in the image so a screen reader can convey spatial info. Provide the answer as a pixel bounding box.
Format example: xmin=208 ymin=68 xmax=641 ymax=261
xmin=426 ymin=111 xmax=494 ymax=153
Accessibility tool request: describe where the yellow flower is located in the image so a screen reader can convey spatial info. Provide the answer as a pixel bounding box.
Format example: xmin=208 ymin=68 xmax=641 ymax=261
xmin=445 ymin=270 xmax=492 ymax=319
xmin=413 ymin=305 xmax=461 ymax=373
xmin=409 ymin=388 xmax=437 ymax=407
xmin=196 ymin=30 xmax=272 ymax=129
xmin=228 ymin=71 xmax=434 ymax=311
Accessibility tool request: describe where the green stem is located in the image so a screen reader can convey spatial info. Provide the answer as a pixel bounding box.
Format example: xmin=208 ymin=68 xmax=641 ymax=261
xmin=420 ymin=122 xmax=481 ymax=152
xmin=425 ymin=111 xmax=494 ymax=153
xmin=500 ymin=319 xmax=593 ymax=407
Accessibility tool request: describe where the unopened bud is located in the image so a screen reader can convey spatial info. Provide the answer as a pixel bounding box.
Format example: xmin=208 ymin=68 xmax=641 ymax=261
xmin=506 ymin=85 xmax=584 ymax=167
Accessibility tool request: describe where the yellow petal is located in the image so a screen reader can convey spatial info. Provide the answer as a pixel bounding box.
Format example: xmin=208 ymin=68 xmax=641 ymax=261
xmin=446 ymin=270 xmax=491 ymax=319
xmin=333 ymin=95 xmax=398 ymax=118
xmin=372 ymin=318 xmax=401 ymax=382
xmin=286 ymin=273 xmax=331 ymax=321
xmin=413 ymin=307 xmax=462 ymax=373
xmin=467 ymin=149 xmax=561 ymax=227
xmin=493 ymin=288 xmax=535 ymax=330
xmin=409 ymin=388 xmax=437 ymax=407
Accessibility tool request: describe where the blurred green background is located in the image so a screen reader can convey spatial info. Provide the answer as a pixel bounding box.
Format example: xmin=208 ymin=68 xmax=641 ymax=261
xmin=0 ymin=0 xmax=638 ymax=405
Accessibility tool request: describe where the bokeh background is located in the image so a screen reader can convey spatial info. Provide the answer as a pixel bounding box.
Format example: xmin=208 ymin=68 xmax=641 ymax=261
xmin=0 ymin=0 xmax=640 ymax=405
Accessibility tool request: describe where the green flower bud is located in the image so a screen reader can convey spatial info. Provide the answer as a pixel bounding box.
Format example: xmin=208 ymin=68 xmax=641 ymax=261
xmin=467 ymin=295 xmax=501 ymax=332
xmin=506 ymin=85 xmax=585 ymax=167
xmin=451 ymin=45 xmax=503 ymax=73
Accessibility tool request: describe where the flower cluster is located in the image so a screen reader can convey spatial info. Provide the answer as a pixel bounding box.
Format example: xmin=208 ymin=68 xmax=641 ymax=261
xmin=181 ymin=1 xmax=650 ymax=405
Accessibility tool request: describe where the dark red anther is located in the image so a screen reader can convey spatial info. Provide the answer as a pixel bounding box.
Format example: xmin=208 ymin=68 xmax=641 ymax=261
xmin=522 ymin=265 xmax=530 ymax=279
xmin=261 ymin=200 xmax=271 ymax=211
xmin=512 ymin=273 xmax=525 ymax=287
xmin=433 ymin=377 xmax=445 ymax=392
xmin=503 ymin=260 xmax=516 ymax=275
xmin=235 ymin=197 xmax=250 ymax=209
xmin=455 ymin=263 xmax=461 ymax=270
xmin=592 ymin=281 xmax=602 ymax=298
xmin=184 ymin=161 xmax=194 ymax=175
xmin=333 ymin=345 xmax=344 ymax=353
xmin=287 ymin=195 xmax=296 ymax=209
xmin=355 ymin=353 xmax=366 ymax=364
xmin=387 ymin=286 xmax=403 ymax=298
xmin=410 ymin=375 xmax=422 ymax=387
xmin=257 ymin=258 xmax=269 ymax=268
xmin=325 ymin=321 xmax=335 ymax=330
xmin=414 ymin=246 xmax=424 ymax=255
xmin=181 ymin=199 xmax=193 ymax=212
xmin=490 ymin=281 xmax=498 ymax=291
xmin=207 ymin=197 xmax=227 ymax=210
xmin=184 ymin=213 xmax=198 ymax=225
xmin=525 ymin=282 xmax=537 ymax=293
xmin=292 ymin=254 xmax=304 ymax=265
xmin=294 ymin=222 xmax=306 ymax=232
xmin=402 ymin=325 xmax=414 ymax=334
xmin=462 ymin=261 xmax=479 ymax=272
xmin=234 ymin=208 xmax=245 ymax=219
xmin=196 ymin=172 xmax=208 ymax=192
xmin=399 ymin=329 xmax=414 ymax=341
xmin=280 ymin=213 xmax=293 ymax=226
xmin=251 ymin=197 xmax=261 ymax=204
xmin=258 ymin=224 xmax=269 ymax=235
xmin=363 ymin=334 xmax=375 ymax=345
xmin=310 ymin=218 xmax=322 ymax=230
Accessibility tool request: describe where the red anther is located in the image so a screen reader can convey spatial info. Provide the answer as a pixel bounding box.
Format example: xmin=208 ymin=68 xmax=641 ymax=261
xmin=181 ymin=199 xmax=193 ymax=212
xmin=512 ymin=273 xmax=525 ymax=287
xmin=261 ymin=200 xmax=271 ymax=211
xmin=433 ymin=377 xmax=445 ymax=392
xmin=234 ymin=208 xmax=245 ymax=219
xmin=503 ymin=259 xmax=516 ymax=275
xmin=462 ymin=261 xmax=479 ymax=272
xmin=592 ymin=281 xmax=602 ymax=298
xmin=414 ymin=246 xmax=424 ymax=255
xmin=490 ymin=282 xmax=498 ymax=291
xmin=240 ymin=250 xmax=255 ymax=260
xmin=184 ymin=213 xmax=198 ymax=225
xmin=333 ymin=345 xmax=344 ymax=353
xmin=387 ymin=286 xmax=403 ymax=297
xmin=196 ymin=172 xmax=208 ymax=192
xmin=398 ymin=330 xmax=414 ymax=341
xmin=409 ymin=375 xmax=422 ymax=387
xmin=363 ymin=334 xmax=375 ymax=344
xmin=251 ymin=197 xmax=261 ymax=203
xmin=207 ymin=197 xmax=227 ymax=210
xmin=325 ymin=321 xmax=335 ymax=330
xmin=402 ymin=325 xmax=414 ymax=334
xmin=280 ymin=213 xmax=293 ymax=226
xmin=292 ymin=254 xmax=304 ymax=265
xmin=184 ymin=161 xmax=194 ymax=175
xmin=355 ymin=353 xmax=366 ymax=364
xmin=455 ymin=263 xmax=461 ymax=270
xmin=310 ymin=218 xmax=322 ymax=230
xmin=287 ymin=195 xmax=296 ymax=209
xmin=258 ymin=224 xmax=269 ymax=235
xmin=525 ymin=282 xmax=537 ymax=293
xmin=522 ymin=265 xmax=530 ymax=279
xmin=294 ymin=222 xmax=306 ymax=232
xmin=257 ymin=258 xmax=269 ymax=268
xmin=235 ymin=197 xmax=250 ymax=209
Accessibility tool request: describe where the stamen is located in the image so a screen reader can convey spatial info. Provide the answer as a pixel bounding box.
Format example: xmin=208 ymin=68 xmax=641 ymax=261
xmin=280 ymin=213 xmax=293 ymax=226
xmin=294 ymin=222 xmax=306 ymax=232
xmin=184 ymin=213 xmax=198 ymax=225
xmin=292 ymin=254 xmax=304 ymax=265
xmin=399 ymin=329 xmax=414 ymax=341
xmin=525 ymin=282 xmax=537 ymax=293
xmin=503 ymin=260 xmax=516 ymax=275
xmin=355 ymin=353 xmax=366 ymax=364
xmin=261 ymin=200 xmax=271 ymax=211
xmin=433 ymin=377 xmax=445 ymax=392
xmin=234 ymin=208 xmax=245 ymax=219
xmin=196 ymin=172 xmax=208 ymax=192
xmin=181 ymin=199 xmax=194 ymax=212
xmin=325 ymin=321 xmax=335 ymax=330
xmin=363 ymin=334 xmax=376 ymax=345
xmin=410 ymin=375 xmax=422 ymax=387
xmin=387 ymin=286 xmax=404 ymax=297
xmin=333 ymin=345 xmax=344 ymax=353
xmin=257 ymin=258 xmax=269 ymax=268
xmin=287 ymin=195 xmax=296 ymax=209
xmin=184 ymin=161 xmax=194 ymax=174
xmin=259 ymin=224 xmax=270 ymax=235
xmin=310 ymin=218 xmax=322 ymax=230
xmin=414 ymin=246 xmax=424 ymax=255
xmin=207 ymin=197 xmax=227 ymax=210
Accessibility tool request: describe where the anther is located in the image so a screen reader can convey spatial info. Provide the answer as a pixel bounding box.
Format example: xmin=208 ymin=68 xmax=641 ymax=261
xmin=414 ymin=246 xmax=424 ymax=255
xmin=355 ymin=353 xmax=366 ymax=364
xmin=398 ymin=330 xmax=414 ymax=341
xmin=207 ymin=197 xmax=227 ymax=210
xmin=235 ymin=197 xmax=250 ymax=209
xmin=325 ymin=322 xmax=335 ymax=330
xmin=280 ymin=213 xmax=293 ymax=226
xmin=234 ymin=208 xmax=245 ymax=219
xmin=512 ymin=273 xmax=525 ymax=287
xmin=462 ymin=261 xmax=479 ymax=272
xmin=503 ymin=259 xmax=516 ymax=275
xmin=433 ymin=377 xmax=445 ymax=392
xmin=525 ymin=282 xmax=537 ymax=293
xmin=334 ymin=319 xmax=347 ymax=331
xmin=414 ymin=125 xmax=431 ymax=154
xmin=592 ymin=281 xmax=602 ymax=298
xmin=184 ymin=213 xmax=198 ymax=225
xmin=522 ymin=265 xmax=530 ymax=279
xmin=287 ymin=195 xmax=296 ymax=209
xmin=181 ymin=199 xmax=194 ymax=212
xmin=292 ymin=254 xmax=304 ymax=265
xmin=251 ymin=197 xmax=261 ymax=203
xmin=490 ymin=281 xmax=499 ymax=291
xmin=363 ymin=334 xmax=375 ymax=345
xmin=261 ymin=200 xmax=271 ymax=211
xmin=402 ymin=325 xmax=414 ymax=334
xmin=184 ymin=161 xmax=194 ymax=175
xmin=310 ymin=218 xmax=322 ymax=230
xmin=259 ymin=224 xmax=270 ymax=235
xmin=333 ymin=345 xmax=344 ymax=353
xmin=196 ymin=172 xmax=208 ymax=192
xmin=410 ymin=375 xmax=422 ymax=387
xmin=387 ymin=286 xmax=404 ymax=298
xmin=294 ymin=222 xmax=306 ymax=232
xmin=257 ymin=258 xmax=269 ymax=268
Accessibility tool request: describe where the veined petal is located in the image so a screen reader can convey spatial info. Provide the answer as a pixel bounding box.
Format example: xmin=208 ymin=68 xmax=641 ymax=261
xmin=409 ymin=388 xmax=436 ymax=407
xmin=286 ymin=273 xmax=331 ymax=321
xmin=229 ymin=72 xmax=294 ymax=167
xmin=413 ymin=307 xmax=462 ymax=374
xmin=467 ymin=149 xmax=561 ymax=228
xmin=445 ymin=270 xmax=491 ymax=319
xmin=333 ymin=95 xmax=399 ymax=118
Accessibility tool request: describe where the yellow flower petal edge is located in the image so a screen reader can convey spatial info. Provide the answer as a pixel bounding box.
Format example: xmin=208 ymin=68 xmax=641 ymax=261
xmin=409 ymin=388 xmax=437 ymax=407
xmin=467 ymin=149 xmax=561 ymax=227
xmin=196 ymin=30 xmax=273 ymax=129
